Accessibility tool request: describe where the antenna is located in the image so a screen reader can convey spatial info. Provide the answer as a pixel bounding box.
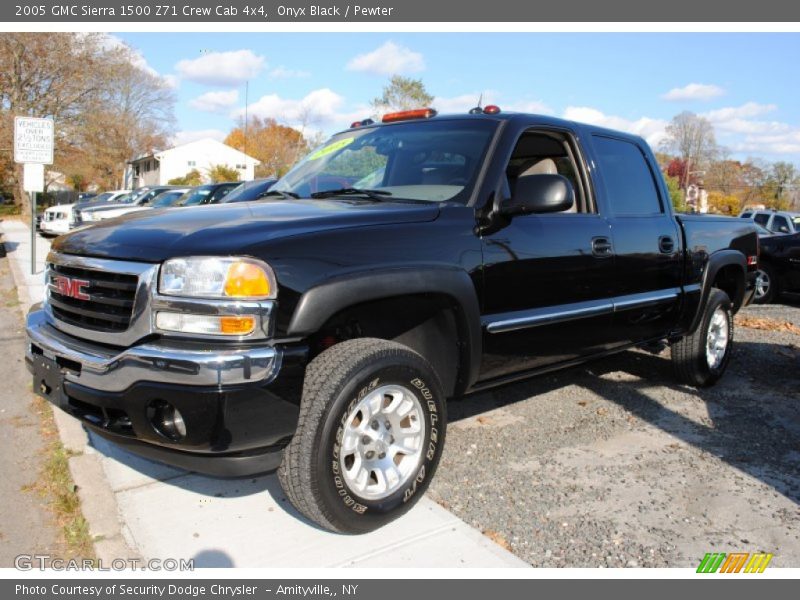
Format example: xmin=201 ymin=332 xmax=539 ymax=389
xmin=469 ymin=93 xmax=484 ymax=115
xmin=243 ymin=80 xmax=249 ymax=160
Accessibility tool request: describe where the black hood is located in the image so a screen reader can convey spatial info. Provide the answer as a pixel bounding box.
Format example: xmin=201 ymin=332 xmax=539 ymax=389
xmin=53 ymin=199 xmax=440 ymax=262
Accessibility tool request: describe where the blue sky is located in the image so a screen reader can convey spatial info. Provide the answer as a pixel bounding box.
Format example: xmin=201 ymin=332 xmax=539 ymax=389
xmin=117 ymin=33 xmax=800 ymax=164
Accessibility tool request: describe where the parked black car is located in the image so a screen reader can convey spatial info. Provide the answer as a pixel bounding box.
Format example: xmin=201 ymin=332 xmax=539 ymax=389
xmin=174 ymin=182 xmax=242 ymax=206
xmin=27 ymin=110 xmax=757 ymax=534
xmin=756 ymin=226 xmax=800 ymax=303
xmin=218 ymin=177 xmax=277 ymax=203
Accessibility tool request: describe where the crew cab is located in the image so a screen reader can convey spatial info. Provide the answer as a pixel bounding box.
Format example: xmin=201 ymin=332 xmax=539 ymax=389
xmin=25 ymin=109 xmax=758 ymax=534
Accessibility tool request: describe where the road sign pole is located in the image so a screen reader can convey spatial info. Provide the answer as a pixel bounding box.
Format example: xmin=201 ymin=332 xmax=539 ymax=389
xmin=30 ymin=191 xmax=36 ymax=275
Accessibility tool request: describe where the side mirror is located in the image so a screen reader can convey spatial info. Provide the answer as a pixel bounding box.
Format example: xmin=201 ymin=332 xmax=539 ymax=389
xmin=500 ymin=174 xmax=575 ymax=216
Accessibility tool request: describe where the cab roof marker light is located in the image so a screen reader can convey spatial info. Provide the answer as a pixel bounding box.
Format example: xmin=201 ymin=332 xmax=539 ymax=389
xmin=350 ymin=118 xmax=375 ymax=129
xmin=382 ymin=108 xmax=438 ymax=123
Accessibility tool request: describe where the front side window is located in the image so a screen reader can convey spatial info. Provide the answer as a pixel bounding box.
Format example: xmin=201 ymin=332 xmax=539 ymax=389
xmin=272 ymin=119 xmax=498 ymax=203
xmin=592 ymin=136 xmax=662 ymax=215
xmin=771 ymin=215 xmax=790 ymax=233
xmin=503 ymin=129 xmax=590 ymax=213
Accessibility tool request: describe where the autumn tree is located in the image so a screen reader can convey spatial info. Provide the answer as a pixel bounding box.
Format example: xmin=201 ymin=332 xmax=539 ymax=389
xmin=168 ymin=169 xmax=203 ymax=186
xmin=77 ymin=56 xmax=175 ymax=189
xmin=707 ymin=191 xmax=740 ymax=215
xmin=0 ymin=33 xmax=176 ymax=216
xmin=206 ymin=164 xmax=240 ymax=183
xmin=0 ymin=33 xmax=112 ymax=216
xmin=225 ymin=117 xmax=309 ymax=178
xmin=371 ymin=75 xmax=434 ymax=116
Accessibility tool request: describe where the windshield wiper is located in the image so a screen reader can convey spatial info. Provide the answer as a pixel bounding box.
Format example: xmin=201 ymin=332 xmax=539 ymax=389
xmin=310 ymin=188 xmax=393 ymax=201
xmin=259 ymin=189 xmax=300 ymax=200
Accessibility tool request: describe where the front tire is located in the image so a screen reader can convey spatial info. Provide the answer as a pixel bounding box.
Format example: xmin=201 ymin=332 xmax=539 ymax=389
xmin=671 ymin=288 xmax=734 ymax=387
xmin=278 ymin=338 xmax=446 ymax=533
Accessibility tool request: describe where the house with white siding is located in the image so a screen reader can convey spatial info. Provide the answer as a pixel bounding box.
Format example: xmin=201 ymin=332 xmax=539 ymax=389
xmin=125 ymin=138 xmax=259 ymax=188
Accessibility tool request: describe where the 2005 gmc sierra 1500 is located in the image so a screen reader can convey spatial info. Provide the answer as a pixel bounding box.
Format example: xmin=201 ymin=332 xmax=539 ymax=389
xmin=26 ymin=108 xmax=758 ymax=533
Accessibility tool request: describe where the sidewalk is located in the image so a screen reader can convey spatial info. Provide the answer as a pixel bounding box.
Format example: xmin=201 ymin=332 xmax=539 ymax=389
xmin=0 ymin=219 xmax=529 ymax=568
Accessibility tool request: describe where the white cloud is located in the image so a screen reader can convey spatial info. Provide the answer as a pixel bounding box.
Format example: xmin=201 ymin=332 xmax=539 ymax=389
xmin=563 ymin=106 xmax=668 ymax=146
xmin=172 ymin=129 xmax=227 ymax=146
xmin=703 ymin=102 xmax=777 ymax=122
xmin=347 ymin=41 xmax=425 ymax=76
xmin=190 ymin=90 xmax=239 ymax=113
xmin=662 ymin=83 xmax=725 ymax=102
xmin=176 ymin=50 xmax=265 ymax=86
xmin=236 ymin=88 xmax=356 ymax=128
xmin=269 ymin=66 xmax=311 ymax=79
xmin=98 ymin=34 xmax=177 ymax=88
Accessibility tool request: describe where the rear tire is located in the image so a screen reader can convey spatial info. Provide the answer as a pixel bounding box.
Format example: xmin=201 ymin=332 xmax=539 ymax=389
xmin=278 ymin=338 xmax=446 ymax=533
xmin=753 ymin=263 xmax=778 ymax=304
xmin=672 ymin=288 xmax=733 ymax=387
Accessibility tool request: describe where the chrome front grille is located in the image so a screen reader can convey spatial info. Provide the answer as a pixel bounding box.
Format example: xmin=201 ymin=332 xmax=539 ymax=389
xmin=47 ymin=262 xmax=139 ymax=332
xmin=45 ymin=253 xmax=157 ymax=345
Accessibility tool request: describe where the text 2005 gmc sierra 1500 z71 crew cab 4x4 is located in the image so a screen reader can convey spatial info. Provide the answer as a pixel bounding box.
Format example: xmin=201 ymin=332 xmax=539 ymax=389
xmin=26 ymin=108 xmax=758 ymax=533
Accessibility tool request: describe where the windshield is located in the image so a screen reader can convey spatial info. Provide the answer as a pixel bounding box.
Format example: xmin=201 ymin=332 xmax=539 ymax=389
xmin=792 ymin=216 xmax=800 ymax=229
xmin=271 ymin=119 xmax=498 ymax=203
xmin=176 ymin=186 xmax=213 ymax=206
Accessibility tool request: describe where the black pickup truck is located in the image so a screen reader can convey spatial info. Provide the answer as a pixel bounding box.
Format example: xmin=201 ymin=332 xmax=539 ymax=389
xmin=26 ymin=109 xmax=758 ymax=533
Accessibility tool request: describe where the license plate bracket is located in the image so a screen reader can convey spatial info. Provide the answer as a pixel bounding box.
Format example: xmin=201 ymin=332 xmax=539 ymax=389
xmin=31 ymin=354 xmax=67 ymax=409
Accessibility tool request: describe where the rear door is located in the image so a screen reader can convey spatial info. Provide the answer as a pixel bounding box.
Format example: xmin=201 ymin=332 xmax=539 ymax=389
xmin=588 ymin=135 xmax=684 ymax=344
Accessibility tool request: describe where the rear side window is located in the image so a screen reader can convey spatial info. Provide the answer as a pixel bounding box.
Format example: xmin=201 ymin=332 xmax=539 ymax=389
xmin=740 ymin=212 xmax=752 ymax=218
xmin=753 ymin=213 xmax=770 ymax=226
xmin=593 ymin=136 xmax=662 ymax=215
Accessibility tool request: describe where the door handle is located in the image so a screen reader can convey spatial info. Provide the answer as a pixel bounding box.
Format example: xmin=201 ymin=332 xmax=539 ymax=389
xmin=592 ymin=236 xmax=613 ymax=257
xmin=658 ymin=235 xmax=675 ymax=254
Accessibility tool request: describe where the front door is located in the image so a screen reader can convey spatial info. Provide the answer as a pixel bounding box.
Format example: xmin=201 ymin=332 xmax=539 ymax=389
xmin=478 ymin=127 xmax=620 ymax=382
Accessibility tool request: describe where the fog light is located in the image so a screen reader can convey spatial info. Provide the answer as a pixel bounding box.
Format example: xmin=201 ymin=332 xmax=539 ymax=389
xmin=156 ymin=312 xmax=256 ymax=336
xmin=148 ymin=399 xmax=187 ymax=441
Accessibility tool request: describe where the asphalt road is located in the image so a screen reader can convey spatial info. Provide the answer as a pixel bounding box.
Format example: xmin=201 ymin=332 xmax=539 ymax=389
xmin=430 ymin=297 xmax=800 ymax=568
xmin=0 ymin=246 xmax=62 ymax=566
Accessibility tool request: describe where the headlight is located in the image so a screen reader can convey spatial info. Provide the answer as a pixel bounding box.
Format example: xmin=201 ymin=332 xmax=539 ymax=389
xmin=159 ymin=256 xmax=277 ymax=299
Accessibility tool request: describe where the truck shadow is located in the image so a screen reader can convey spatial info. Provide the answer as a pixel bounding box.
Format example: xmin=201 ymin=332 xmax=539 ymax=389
xmin=89 ymin=339 xmax=798 ymax=529
xmin=450 ymin=340 xmax=800 ymax=505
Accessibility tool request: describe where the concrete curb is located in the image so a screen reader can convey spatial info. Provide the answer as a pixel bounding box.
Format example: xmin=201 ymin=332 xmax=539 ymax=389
xmin=1 ymin=220 xmax=140 ymax=563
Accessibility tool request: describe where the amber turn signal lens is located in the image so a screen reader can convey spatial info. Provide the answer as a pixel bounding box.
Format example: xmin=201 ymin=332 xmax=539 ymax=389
xmin=224 ymin=261 xmax=271 ymax=298
xmin=219 ymin=315 xmax=256 ymax=335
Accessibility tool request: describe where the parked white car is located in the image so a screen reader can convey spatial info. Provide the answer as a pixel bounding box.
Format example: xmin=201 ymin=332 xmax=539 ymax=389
xmin=77 ymin=186 xmax=186 ymax=224
xmin=739 ymin=209 xmax=800 ymax=234
xmin=39 ymin=204 xmax=75 ymax=236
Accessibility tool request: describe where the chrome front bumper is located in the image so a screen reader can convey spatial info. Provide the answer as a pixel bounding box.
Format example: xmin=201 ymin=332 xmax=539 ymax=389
xmin=25 ymin=307 xmax=282 ymax=393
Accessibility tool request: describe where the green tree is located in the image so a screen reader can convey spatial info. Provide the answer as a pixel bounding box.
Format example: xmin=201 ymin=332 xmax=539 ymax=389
xmin=206 ymin=164 xmax=240 ymax=183
xmin=664 ymin=174 xmax=687 ymax=212
xmin=168 ymin=169 xmax=203 ymax=186
xmin=371 ymin=75 xmax=434 ymax=116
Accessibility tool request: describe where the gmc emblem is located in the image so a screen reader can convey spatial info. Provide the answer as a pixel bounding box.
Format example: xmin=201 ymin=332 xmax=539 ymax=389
xmin=53 ymin=275 xmax=90 ymax=301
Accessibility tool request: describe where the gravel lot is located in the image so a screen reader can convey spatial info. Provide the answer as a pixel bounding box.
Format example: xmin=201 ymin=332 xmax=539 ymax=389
xmin=429 ymin=297 xmax=800 ymax=568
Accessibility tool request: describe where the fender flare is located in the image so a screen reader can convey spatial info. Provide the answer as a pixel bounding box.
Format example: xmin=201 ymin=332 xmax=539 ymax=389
xmin=689 ymin=249 xmax=746 ymax=333
xmin=287 ymin=267 xmax=483 ymax=391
